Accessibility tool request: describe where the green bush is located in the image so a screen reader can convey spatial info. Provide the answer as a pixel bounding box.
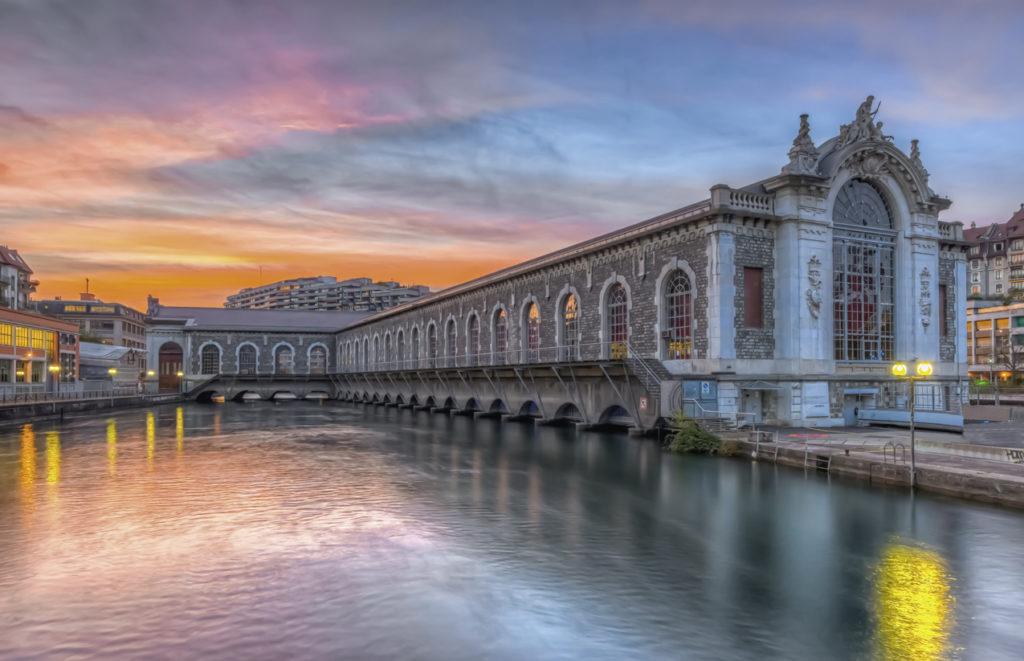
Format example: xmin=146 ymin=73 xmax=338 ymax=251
xmin=665 ymin=409 xmax=721 ymax=454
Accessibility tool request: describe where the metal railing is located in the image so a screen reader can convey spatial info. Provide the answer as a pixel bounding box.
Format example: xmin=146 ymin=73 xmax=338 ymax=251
xmin=334 ymin=340 xmax=651 ymax=373
xmin=680 ymin=397 xmax=756 ymax=430
xmin=0 ymin=382 xmax=154 ymax=405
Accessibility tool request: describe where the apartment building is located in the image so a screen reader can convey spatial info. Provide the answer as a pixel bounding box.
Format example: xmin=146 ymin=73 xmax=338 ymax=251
xmin=0 ymin=246 xmax=38 ymax=311
xmin=964 ymin=204 xmax=1024 ymax=299
xmin=966 ymin=301 xmax=1024 ymax=383
xmin=225 ymin=276 xmax=429 ymax=312
xmin=35 ymin=293 xmax=147 ymax=350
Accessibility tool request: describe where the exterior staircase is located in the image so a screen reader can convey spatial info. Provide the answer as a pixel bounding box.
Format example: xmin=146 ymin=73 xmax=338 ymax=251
xmin=624 ymin=346 xmax=673 ymax=412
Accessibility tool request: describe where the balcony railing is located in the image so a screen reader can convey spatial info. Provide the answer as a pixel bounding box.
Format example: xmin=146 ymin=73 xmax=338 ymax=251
xmin=338 ymin=340 xmax=659 ymax=373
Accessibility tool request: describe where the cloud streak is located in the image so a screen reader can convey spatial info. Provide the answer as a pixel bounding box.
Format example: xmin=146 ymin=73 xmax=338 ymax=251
xmin=1 ymin=0 xmax=1022 ymax=308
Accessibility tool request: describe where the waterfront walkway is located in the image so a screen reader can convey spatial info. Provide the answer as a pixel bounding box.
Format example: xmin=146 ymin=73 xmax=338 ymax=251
xmin=733 ymin=419 xmax=1024 ymax=508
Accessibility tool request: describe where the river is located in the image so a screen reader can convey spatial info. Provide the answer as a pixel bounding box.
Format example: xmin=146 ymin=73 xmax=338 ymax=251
xmin=1 ymin=402 xmax=1022 ymax=659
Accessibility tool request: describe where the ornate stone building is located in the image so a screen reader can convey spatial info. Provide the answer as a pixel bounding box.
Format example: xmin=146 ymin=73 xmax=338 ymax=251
xmin=331 ymin=98 xmax=968 ymax=428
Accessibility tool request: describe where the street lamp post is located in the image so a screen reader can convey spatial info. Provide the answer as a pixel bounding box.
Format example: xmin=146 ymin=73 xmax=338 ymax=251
xmin=177 ymin=370 xmax=184 ymax=394
xmin=891 ymin=360 xmax=934 ymax=487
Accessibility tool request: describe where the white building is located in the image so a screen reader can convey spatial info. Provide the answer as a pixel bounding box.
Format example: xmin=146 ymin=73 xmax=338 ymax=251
xmin=224 ymin=276 xmax=429 ymax=312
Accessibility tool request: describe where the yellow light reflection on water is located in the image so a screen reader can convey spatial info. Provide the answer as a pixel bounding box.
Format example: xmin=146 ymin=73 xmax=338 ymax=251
xmin=45 ymin=431 xmax=60 ymax=484
xmin=874 ymin=542 xmax=955 ymax=661
xmin=175 ymin=406 xmax=184 ymax=452
xmin=146 ymin=412 xmax=155 ymax=466
xmin=107 ymin=419 xmax=117 ymax=476
xmin=20 ymin=424 xmax=35 ymax=487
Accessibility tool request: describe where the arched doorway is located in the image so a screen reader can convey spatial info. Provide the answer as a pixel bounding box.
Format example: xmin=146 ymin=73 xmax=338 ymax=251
xmin=158 ymin=341 xmax=183 ymax=392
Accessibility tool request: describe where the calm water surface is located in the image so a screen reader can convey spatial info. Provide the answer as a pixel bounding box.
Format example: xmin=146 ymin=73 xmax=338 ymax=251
xmin=1 ymin=402 xmax=1022 ymax=660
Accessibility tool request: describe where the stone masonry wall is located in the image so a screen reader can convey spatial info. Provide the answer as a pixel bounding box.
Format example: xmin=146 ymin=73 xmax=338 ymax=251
xmin=732 ymin=229 xmax=775 ymax=360
xmin=335 ymin=223 xmax=715 ymax=368
xmin=187 ymin=331 xmax=337 ymax=374
xmin=938 ymin=252 xmax=957 ymax=363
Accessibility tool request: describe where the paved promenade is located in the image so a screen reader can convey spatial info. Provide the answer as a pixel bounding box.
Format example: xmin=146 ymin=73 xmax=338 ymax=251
xmin=730 ymin=417 xmax=1024 ymax=508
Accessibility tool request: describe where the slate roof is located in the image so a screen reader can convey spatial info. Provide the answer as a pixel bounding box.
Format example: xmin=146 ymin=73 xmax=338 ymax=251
xmin=148 ymin=306 xmax=371 ymax=332
xmin=0 ymin=246 xmax=32 ymax=273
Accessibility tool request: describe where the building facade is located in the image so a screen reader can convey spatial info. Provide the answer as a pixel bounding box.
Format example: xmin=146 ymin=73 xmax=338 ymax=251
xmin=35 ymin=294 xmax=147 ymax=350
xmin=0 ymin=246 xmax=38 ymax=311
xmin=332 ymin=100 xmax=968 ymax=427
xmin=963 ymin=205 xmax=1024 ymax=299
xmin=146 ymin=306 xmax=369 ymax=392
xmin=224 ymin=276 xmax=429 ymax=312
xmin=0 ymin=307 xmax=79 ymax=387
xmin=966 ymin=301 xmax=1024 ymax=384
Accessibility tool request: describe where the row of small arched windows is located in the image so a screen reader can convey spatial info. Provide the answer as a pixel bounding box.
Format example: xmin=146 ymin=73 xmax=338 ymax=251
xmin=198 ymin=343 xmax=327 ymax=376
xmin=340 ymin=269 xmax=695 ymax=371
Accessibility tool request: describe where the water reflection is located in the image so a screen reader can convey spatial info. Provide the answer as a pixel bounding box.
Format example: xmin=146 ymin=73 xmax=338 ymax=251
xmin=20 ymin=424 xmax=35 ymax=487
xmin=0 ymin=403 xmax=1020 ymax=660
xmin=45 ymin=431 xmax=60 ymax=484
xmin=874 ymin=541 xmax=955 ymax=660
xmin=175 ymin=406 xmax=184 ymax=452
xmin=146 ymin=412 xmax=155 ymax=466
xmin=106 ymin=418 xmax=116 ymax=476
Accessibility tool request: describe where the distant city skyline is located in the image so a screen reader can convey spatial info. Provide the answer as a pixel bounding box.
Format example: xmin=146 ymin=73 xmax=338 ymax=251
xmin=2 ymin=0 xmax=1022 ymax=309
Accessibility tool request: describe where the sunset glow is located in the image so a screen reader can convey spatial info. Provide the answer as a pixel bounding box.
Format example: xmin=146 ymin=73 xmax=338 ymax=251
xmin=2 ymin=0 xmax=1022 ymax=308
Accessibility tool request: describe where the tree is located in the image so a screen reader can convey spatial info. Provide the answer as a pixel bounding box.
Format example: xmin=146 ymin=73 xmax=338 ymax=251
xmin=998 ymin=339 xmax=1024 ymax=385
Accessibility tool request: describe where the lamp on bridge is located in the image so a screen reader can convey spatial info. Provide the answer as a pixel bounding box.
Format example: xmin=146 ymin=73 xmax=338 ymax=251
xmin=147 ymin=370 xmax=155 ymax=377
xmin=890 ymin=360 xmax=933 ymax=487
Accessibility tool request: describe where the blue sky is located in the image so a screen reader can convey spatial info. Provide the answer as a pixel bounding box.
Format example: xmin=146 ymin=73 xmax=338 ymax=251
xmin=1 ymin=0 xmax=1021 ymax=306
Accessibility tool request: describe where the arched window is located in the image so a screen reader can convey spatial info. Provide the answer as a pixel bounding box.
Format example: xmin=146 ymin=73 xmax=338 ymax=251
xmin=362 ymin=338 xmax=368 ymax=370
xmin=560 ymin=293 xmax=579 ymax=361
xmin=493 ymin=309 xmax=507 ymax=365
xmin=411 ymin=327 xmax=420 ymax=369
xmin=238 ymin=344 xmax=257 ymax=375
xmin=200 ymin=344 xmax=220 ymax=375
xmin=276 ymin=345 xmax=294 ymax=375
xmin=397 ymin=330 xmax=405 ymax=368
xmin=427 ymin=324 xmax=438 ymax=368
xmin=523 ymin=302 xmax=540 ymax=363
xmin=665 ymin=271 xmax=693 ymax=359
xmin=373 ymin=336 xmax=380 ymax=369
xmin=309 ymin=345 xmax=327 ymax=374
xmin=833 ymin=179 xmax=896 ymax=362
xmin=607 ymin=284 xmax=628 ymax=359
xmin=467 ymin=314 xmax=479 ymax=366
xmin=445 ymin=319 xmax=457 ymax=367
xmin=384 ymin=333 xmax=393 ymax=369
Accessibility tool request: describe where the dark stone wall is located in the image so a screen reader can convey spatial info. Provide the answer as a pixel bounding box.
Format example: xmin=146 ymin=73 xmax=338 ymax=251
xmin=938 ymin=252 xmax=957 ymax=362
xmin=336 ymin=224 xmax=717 ymax=368
xmin=187 ymin=332 xmax=337 ymax=374
xmin=733 ymin=230 xmax=776 ymax=360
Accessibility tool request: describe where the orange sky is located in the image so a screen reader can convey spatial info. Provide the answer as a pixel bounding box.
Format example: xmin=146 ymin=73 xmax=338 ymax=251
xmin=4 ymin=1 xmax=1022 ymax=311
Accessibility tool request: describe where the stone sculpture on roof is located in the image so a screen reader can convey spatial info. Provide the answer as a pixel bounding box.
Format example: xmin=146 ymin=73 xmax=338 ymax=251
xmin=782 ymin=113 xmax=820 ymax=175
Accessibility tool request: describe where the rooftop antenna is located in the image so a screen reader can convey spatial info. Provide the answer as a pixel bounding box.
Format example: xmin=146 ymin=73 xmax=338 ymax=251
xmin=85 ymin=277 xmax=89 ymax=294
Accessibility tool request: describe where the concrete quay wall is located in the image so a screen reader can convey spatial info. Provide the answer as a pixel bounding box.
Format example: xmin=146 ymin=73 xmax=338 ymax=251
xmin=724 ymin=438 xmax=1024 ymax=510
xmin=0 ymin=394 xmax=183 ymax=428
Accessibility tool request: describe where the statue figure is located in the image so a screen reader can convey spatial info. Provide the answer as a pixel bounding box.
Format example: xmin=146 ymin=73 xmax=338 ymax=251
xmin=782 ymin=113 xmax=820 ymax=175
xmin=838 ymin=95 xmax=884 ymax=146
xmin=875 ymin=121 xmax=893 ymax=142
xmin=806 ymin=255 xmax=823 ymax=320
xmin=909 ymin=139 xmax=930 ymax=184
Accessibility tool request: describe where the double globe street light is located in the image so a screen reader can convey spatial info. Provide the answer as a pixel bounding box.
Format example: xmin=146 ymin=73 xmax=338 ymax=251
xmin=890 ymin=360 xmax=934 ymax=486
